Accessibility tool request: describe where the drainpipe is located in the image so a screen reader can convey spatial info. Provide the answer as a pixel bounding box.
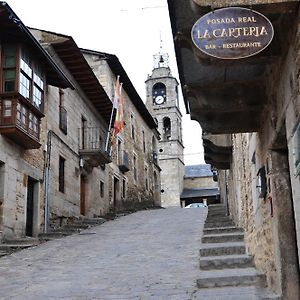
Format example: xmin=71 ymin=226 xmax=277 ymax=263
xmin=43 ymin=130 xmax=80 ymax=233
xmin=44 ymin=131 xmax=52 ymax=233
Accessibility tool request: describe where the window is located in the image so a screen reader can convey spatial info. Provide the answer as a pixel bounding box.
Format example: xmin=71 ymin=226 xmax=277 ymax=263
xmin=133 ymin=154 xmax=137 ymax=182
xmin=130 ymin=113 xmax=136 ymax=141
xmin=81 ymin=116 xmax=87 ymax=149
xmin=100 ymin=180 xmax=104 ymax=198
xmin=19 ymin=73 xmax=30 ymax=99
xmin=28 ymin=112 xmax=39 ymax=137
xmin=3 ymin=100 xmax=12 ymax=117
xmin=3 ymin=44 xmax=16 ymax=92
xmin=19 ymin=49 xmax=32 ymax=100
xmin=117 ymin=139 xmax=122 ymax=165
xmin=163 ymin=117 xmax=171 ymax=140
xmin=33 ymin=64 xmax=44 ymax=109
xmin=145 ymin=165 xmax=149 ymax=190
xmin=59 ymin=156 xmax=65 ymax=193
xmin=17 ymin=48 xmax=45 ymax=111
xmin=142 ymin=130 xmax=146 ymax=153
xmin=122 ymin=178 xmax=126 ymax=198
xmin=59 ymin=89 xmax=67 ymax=134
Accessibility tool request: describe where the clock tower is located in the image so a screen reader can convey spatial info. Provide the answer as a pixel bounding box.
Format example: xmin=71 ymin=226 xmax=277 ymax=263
xmin=145 ymin=53 xmax=185 ymax=207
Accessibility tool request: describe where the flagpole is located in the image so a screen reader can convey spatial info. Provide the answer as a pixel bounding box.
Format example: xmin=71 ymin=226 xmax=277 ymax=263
xmin=105 ymin=108 xmax=115 ymax=153
xmin=105 ymin=75 xmax=120 ymax=152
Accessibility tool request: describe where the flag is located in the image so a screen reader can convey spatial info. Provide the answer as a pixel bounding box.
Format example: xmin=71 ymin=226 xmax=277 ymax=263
xmin=105 ymin=75 xmax=122 ymax=151
xmin=110 ymin=78 xmax=124 ymax=145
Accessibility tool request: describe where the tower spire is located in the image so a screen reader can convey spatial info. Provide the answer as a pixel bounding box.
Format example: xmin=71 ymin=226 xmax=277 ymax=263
xmin=153 ymin=33 xmax=169 ymax=69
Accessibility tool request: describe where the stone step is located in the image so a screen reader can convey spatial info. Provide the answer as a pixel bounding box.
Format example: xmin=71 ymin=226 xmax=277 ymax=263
xmin=3 ymin=237 xmax=39 ymax=246
xmin=197 ymin=268 xmax=266 ymax=289
xmin=63 ymin=223 xmax=90 ymax=230
xmin=204 ymin=221 xmax=235 ymax=228
xmin=0 ymin=250 xmax=9 ymax=257
xmin=207 ymin=210 xmax=227 ymax=216
xmin=203 ymin=226 xmax=243 ymax=235
xmin=52 ymin=227 xmax=82 ymax=233
xmin=202 ymin=232 xmax=244 ymax=243
xmin=200 ymin=242 xmax=246 ymax=256
xmin=80 ymin=217 xmax=106 ymax=225
xmin=207 ymin=206 xmax=227 ymax=212
xmin=207 ymin=212 xmax=228 ymax=218
xmin=38 ymin=231 xmax=74 ymax=240
xmin=192 ymin=286 xmax=281 ymax=300
xmin=208 ymin=204 xmax=226 ymax=209
xmin=200 ymin=254 xmax=253 ymax=270
xmin=0 ymin=244 xmax=35 ymax=251
xmin=206 ymin=215 xmax=232 ymax=222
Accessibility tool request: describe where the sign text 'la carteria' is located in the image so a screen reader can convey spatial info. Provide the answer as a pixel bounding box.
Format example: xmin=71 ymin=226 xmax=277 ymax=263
xmin=191 ymin=7 xmax=274 ymax=59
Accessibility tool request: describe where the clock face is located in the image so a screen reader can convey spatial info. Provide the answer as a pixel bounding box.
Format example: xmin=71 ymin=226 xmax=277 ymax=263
xmin=155 ymin=95 xmax=165 ymax=105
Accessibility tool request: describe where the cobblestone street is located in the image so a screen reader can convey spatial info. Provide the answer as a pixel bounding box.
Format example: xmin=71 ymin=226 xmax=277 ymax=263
xmin=0 ymin=207 xmax=207 ymax=300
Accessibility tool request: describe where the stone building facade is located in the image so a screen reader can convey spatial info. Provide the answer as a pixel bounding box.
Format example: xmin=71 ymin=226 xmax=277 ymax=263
xmin=145 ymin=55 xmax=184 ymax=207
xmin=0 ymin=1 xmax=161 ymax=241
xmin=29 ymin=29 xmax=114 ymax=230
xmin=168 ymin=0 xmax=300 ymax=298
xmin=0 ymin=3 xmax=73 ymax=240
xmin=82 ymin=49 xmax=162 ymax=212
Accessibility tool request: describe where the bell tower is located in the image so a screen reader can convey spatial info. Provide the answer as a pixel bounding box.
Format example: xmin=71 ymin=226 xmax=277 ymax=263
xmin=145 ymin=53 xmax=184 ymax=207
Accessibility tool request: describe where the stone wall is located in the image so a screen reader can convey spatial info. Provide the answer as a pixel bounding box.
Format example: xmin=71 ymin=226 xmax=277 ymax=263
xmin=184 ymin=176 xmax=218 ymax=189
xmin=227 ymin=8 xmax=300 ymax=297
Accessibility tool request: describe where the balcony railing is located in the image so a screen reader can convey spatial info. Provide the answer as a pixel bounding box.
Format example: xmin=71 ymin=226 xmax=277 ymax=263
xmin=118 ymin=150 xmax=130 ymax=173
xmin=78 ymin=127 xmax=111 ymax=169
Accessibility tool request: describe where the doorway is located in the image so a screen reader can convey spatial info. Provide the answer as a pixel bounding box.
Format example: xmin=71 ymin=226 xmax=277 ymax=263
xmin=26 ymin=178 xmax=35 ymax=236
xmin=80 ymin=175 xmax=86 ymax=215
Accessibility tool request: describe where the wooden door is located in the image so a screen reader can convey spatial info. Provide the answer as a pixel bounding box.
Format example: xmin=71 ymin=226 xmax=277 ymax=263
xmin=80 ymin=175 xmax=86 ymax=215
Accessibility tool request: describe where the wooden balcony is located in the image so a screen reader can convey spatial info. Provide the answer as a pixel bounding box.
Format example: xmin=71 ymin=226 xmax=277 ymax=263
xmin=78 ymin=127 xmax=111 ymax=170
xmin=118 ymin=150 xmax=130 ymax=173
xmin=0 ymin=94 xmax=42 ymax=149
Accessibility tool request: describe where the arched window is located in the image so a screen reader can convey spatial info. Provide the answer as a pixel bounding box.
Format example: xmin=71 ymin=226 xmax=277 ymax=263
xmin=163 ymin=117 xmax=171 ymax=140
xmin=152 ymin=82 xmax=166 ymax=104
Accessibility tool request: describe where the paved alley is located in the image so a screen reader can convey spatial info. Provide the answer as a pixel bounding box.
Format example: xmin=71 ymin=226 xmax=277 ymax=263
xmin=0 ymin=207 xmax=206 ymax=300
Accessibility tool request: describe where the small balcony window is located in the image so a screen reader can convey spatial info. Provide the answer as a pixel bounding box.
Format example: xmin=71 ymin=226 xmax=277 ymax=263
xmin=4 ymin=70 xmax=16 ymax=92
xmin=3 ymin=100 xmax=12 ymax=117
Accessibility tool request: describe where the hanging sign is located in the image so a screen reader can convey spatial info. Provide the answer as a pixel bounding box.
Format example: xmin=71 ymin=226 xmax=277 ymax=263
xmin=191 ymin=7 xmax=274 ymax=59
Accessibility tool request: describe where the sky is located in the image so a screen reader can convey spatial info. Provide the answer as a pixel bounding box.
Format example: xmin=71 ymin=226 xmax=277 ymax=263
xmin=5 ymin=0 xmax=204 ymax=165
